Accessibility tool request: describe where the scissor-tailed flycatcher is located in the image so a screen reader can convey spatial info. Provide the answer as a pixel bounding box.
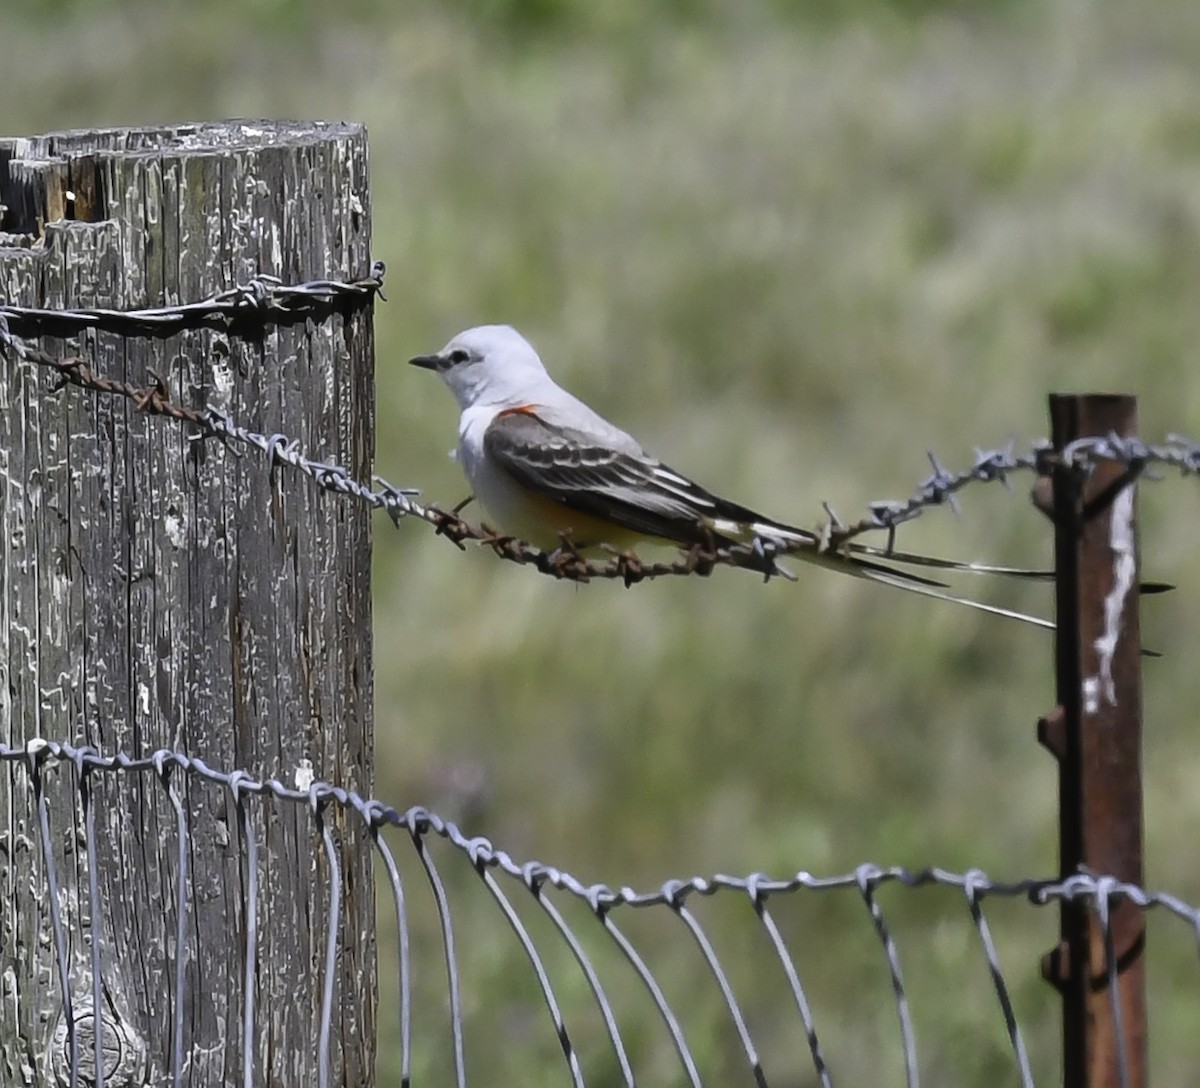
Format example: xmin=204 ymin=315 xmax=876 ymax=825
xmin=410 ymin=324 xmax=1050 ymax=626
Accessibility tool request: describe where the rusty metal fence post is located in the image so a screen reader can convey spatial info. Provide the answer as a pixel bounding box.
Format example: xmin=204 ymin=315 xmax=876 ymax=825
xmin=1039 ymin=394 xmax=1147 ymax=1088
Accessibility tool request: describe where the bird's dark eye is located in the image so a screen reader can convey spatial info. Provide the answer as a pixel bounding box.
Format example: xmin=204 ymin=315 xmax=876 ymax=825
xmin=448 ymin=348 xmax=470 ymax=365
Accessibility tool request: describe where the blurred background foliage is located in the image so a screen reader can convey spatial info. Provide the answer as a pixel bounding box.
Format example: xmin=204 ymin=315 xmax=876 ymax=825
xmin=6 ymin=0 xmax=1200 ymax=1082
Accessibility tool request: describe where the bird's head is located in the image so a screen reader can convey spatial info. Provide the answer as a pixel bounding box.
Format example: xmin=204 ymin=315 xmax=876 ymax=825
xmin=409 ymin=324 xmax=549 ymax=409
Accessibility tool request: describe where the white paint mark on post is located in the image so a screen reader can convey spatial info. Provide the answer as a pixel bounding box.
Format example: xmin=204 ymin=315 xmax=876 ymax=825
xmin=294 ymin=758 xmax=315 ymax=792
xmin=1087 ymin=485 xmax=1136 ymax=710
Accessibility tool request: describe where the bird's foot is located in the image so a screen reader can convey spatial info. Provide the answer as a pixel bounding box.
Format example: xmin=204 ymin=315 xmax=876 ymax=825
xmin=546 ymin=532 xmax=591 ymax=579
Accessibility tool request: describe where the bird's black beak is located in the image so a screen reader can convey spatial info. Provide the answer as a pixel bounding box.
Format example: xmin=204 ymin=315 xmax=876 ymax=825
xmin=408 ymin=353 xmax=443 ymax=371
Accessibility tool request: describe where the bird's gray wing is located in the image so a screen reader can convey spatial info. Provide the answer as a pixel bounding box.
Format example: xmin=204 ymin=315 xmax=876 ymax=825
xmin=483 ymin=406 xmax=755 ymax=546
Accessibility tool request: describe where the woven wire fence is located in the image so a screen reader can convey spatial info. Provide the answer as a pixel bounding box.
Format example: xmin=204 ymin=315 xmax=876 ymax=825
xmin=3 ymin=269 xmax=1199 ymax=1087
xmin=9 ymin=739 xmax=1200 ymax=1088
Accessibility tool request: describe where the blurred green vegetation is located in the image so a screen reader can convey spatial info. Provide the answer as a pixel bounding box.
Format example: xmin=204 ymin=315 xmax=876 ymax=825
xmin=6 ymin=0 xmax=1200 ymax=1082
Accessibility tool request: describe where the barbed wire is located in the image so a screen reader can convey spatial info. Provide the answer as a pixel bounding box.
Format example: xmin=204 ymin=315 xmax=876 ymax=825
xmin=820 ymin=432 xmax=1198 ymax=547
xmin=0 ymin=262 xmax=386 ymax=339
xmin=8 ymin=737 xmax=1194 ymax=1088
xmin=3 ymin=286 xmax=1199 ymax=587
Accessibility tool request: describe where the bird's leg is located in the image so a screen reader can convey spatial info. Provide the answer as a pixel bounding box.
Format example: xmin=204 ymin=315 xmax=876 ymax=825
xmin=451 ymin=494 xmax=475 ymax=514
xmin=547 ymin=530 xmax=590 ymax=578
xmin=552 ymin=529 xmax=584 ymax=556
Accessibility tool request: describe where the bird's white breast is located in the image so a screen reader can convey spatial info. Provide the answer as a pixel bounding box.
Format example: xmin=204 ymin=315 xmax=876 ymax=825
xmin=456 ymin=406 xmax=546 ymax=539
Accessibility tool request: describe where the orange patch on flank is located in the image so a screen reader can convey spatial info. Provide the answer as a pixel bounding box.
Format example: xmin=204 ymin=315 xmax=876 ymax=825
xmin=495 ymin=403 xmax=542 ymax=419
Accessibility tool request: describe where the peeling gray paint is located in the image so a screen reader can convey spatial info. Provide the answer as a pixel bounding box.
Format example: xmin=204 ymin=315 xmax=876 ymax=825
xmin=1 ymin=121 xmax=375 ymax=1086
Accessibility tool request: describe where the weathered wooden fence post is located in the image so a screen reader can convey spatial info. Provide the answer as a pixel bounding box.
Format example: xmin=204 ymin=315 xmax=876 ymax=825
xmin=0 ymin=122 xmax=375 ymax=1085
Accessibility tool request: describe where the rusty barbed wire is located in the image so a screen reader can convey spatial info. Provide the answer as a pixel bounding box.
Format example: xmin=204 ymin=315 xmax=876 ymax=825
xmin=9 ymin=736 xmax=1198 ymax=1088
xmin=0 ymin=262 xmax=385 ymax=339
xmin=4 ymin=279 xmax=1199 ymax=587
